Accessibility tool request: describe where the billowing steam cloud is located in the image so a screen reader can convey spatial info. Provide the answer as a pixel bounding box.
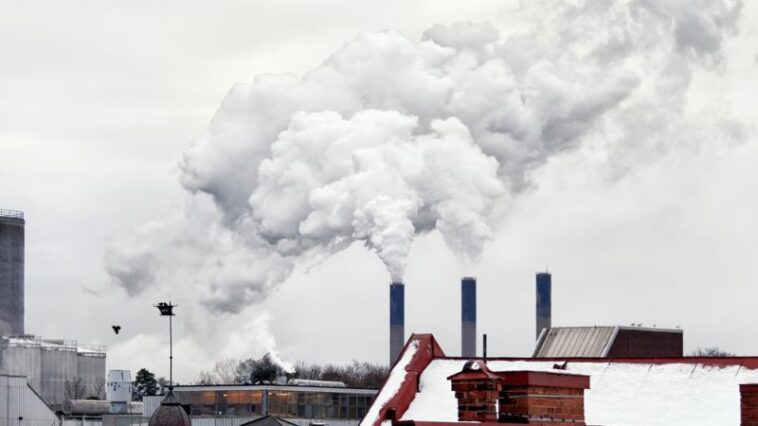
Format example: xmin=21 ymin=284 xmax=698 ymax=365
xmin=105 ymin=0 xmax=744 ymax=313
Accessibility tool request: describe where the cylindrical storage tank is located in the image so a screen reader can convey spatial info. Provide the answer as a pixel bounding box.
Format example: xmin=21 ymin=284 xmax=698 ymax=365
xmin=40 ymin=344 xmax=78 ymax=405
xmin=0 ymin=209 xmax=24 ymax=337
xmin=461 ymin=277 xmax=476 ymax=357
xmin=389 ymin=282 xmax=405 ymax=365
xmin=77 ymin=350 xmax=106 ymax=398
xmin=62 ymin=399 xmax=110 ymax=415
xmin=536 ymin=272 xmax=552 ymax=340
xmin=0 ymin=337 xmax=42 ymax=392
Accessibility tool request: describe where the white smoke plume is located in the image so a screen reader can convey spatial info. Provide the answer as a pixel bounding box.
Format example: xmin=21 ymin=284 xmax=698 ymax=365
xmin=105 ymin=0 xmax=744 ymax=313
xmin=108 ymin=309 xmax=294 ymax=382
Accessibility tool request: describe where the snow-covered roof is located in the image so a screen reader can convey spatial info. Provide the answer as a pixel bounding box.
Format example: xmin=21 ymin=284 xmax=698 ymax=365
xmin=405 ymin=359 xmax=758 ymax=425
xmin=362 ymin=334 xmax=758 ymax=426
xmin=361 ymin=339 xmax=420 ymax=426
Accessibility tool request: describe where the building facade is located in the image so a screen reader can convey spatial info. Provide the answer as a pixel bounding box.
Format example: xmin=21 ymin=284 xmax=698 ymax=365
xmin=144 ymin=384 xmax=376 ymax=423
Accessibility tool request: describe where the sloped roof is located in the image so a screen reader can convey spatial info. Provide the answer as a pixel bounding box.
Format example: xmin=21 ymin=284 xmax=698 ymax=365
xmin=239 ymin=416 xmax=298 ymax=426
xmin=533 ymin=326 xmax=683 ymax=358
xmin=362 ymin=334 xmax=758 ymax=426
xmin=533 ymin=326 xmax=618 ymax=357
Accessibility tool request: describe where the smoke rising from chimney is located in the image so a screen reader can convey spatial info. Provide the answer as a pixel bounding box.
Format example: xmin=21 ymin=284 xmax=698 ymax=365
xmin=105 ymin=0 xmax=744 ymax=313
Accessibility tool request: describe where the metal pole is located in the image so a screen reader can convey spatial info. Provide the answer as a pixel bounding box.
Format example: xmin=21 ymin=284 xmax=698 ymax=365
xmin=169 ymin=313 xmax=173 ymax=390
xmin=483 ymin=334 xmax=487 ymax=361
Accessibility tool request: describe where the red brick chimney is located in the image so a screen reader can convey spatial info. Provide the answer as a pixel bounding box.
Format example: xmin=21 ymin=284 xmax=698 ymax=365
xmin=448 ymin=362 xmax=590 ymax=425
xmin=498 ymin=371 xmax=589 ymax=424
xmin=741 ymin=384 xmax=758 ymax=426
xmin=448 ymin=361 xmax=502 ymax=421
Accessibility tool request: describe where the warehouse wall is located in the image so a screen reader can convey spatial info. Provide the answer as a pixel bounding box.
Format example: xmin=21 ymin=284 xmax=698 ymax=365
xmin=0 ymin=374 xmax=59 ymax=426
xmin=0 ymin=340 xmax=42 ymax=391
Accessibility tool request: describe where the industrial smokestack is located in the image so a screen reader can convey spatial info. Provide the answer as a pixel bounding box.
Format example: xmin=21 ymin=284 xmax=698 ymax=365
xmin=536 ymin=272 xmax=552 ymax=340
xmin=461 ymin=277 xmax=476 ymax=357
xmin=0 ymin=209 xmax=24 ymax=337
xmin=389 ymin=282 xmax=405 ymax=365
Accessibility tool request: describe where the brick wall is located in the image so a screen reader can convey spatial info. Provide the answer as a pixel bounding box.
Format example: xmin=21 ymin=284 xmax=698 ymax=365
xmin=448 ymin=364 xmax=589 ymax=425
xmin=606 ymin=329 xmax=683 ymax=357
xmin=450 ymin=377 xmax=501 ymax=421
xmin=741 ymin=384 xmax=758 ymax=426
xmin=500 ymin=384 xmax=585 ymax=424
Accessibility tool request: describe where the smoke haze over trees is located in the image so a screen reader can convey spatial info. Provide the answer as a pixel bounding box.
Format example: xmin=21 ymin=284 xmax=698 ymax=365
xmin=195 ymin=354 xmax=388 ymax=388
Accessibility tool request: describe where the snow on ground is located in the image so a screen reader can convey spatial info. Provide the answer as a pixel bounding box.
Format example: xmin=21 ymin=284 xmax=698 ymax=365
xmin=401 ymin=359 xmax=758 ymax=426
xmin=360 ymin=340 xmax=420 ymax=426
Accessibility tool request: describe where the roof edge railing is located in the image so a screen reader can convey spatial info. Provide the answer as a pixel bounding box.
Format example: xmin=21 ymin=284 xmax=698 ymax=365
xmin=0 ymin=209 xmax=24 ymax=219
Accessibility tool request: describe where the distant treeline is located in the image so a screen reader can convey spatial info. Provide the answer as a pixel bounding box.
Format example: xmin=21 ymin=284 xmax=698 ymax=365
xmin=194 ymin=354 xmax=389 ymax=388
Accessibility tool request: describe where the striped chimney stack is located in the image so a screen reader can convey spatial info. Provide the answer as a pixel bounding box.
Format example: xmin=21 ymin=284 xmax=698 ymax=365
xmin=461 ymin=277 xmax=476 ymax=357
xmin=389 ymin=282 xmax=405 ymax=364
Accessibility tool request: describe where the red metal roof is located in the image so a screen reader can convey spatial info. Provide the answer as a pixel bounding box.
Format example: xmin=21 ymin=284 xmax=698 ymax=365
xmin=361 ymin=333 xmax=758 ymax=426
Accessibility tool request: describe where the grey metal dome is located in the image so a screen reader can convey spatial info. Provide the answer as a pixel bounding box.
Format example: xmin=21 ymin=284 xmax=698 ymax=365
xmin=148 ymin=391 xmax=190 ymax=426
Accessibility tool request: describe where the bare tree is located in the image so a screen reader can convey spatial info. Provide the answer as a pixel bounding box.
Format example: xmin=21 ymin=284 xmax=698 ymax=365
xmin=195 ymin=371 xmax=216 ymax=385
xmin=192 ymin=357 xmax=388 ymax=388
xmin=65 ymin=376 xmax=87 ymax=399
xmin=293 ymin=360 xmax=388 ymax=388
xmin=690 ymin=346 xmax=734 ymax=357
xmin=193 ymin=358 xmax=241 ymax=385
xmin=92 ymin=378 xmax=106 ymax=399
xmin=213 ymin=358 xmax=240 ymax=384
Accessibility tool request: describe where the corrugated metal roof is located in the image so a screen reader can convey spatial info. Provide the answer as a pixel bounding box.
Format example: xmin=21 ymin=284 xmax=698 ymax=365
xmin=533 ymin=327 xmax=618 ymax=357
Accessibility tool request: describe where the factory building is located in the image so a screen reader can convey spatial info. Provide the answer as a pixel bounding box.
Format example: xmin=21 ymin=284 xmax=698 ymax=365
xmin=1 ymin=209 xmax=107 ymax=408
xmin=139 ymin=381 xmax=377 ymax=426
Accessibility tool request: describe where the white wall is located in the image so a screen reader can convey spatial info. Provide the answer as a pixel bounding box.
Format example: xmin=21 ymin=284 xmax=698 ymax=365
xmin=0 ymin=374 xmax=59 ymax=426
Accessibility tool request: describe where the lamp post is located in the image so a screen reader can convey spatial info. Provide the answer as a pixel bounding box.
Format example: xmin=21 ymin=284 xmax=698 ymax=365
xmin=154 ymin=302 xmax=176 ymax=391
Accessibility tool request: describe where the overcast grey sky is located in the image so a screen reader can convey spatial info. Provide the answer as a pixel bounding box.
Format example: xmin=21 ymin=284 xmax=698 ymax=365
xmin=2 ymin=0 xmax=758 ymax=383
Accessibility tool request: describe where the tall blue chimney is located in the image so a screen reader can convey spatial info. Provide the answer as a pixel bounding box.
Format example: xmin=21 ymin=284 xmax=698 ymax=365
xmin=536 ymin=272 xmax=552 ymax=339
xmin=389 ymin=282 xmax=405 ymax=365
xmin=461 ymin=277 xmax=476 ymax=357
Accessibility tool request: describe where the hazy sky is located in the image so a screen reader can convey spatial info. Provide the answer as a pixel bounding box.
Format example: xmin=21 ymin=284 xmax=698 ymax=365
xmin=2 ymin=0 xmax=757 ymax=383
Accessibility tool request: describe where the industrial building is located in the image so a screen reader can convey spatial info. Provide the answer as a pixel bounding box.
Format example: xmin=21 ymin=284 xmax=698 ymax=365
xmin=361 ymin=334 xmax=758 ymax=426
xmin=1 ymin=373 xmax=59 ymax=426
xmin=0 ymin=335 xmax=107 ymax=406
xmin=1 ymin=208 xmax=107 ymax=408
xmin=141 ymin=382 xmax=377 ymax=423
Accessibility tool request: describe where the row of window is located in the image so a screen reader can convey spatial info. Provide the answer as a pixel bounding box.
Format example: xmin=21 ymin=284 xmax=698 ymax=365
xmin=175 ymin=390 xmax=374 ymax=419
